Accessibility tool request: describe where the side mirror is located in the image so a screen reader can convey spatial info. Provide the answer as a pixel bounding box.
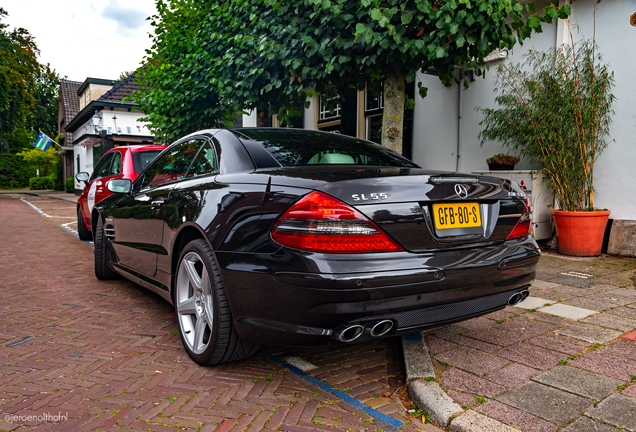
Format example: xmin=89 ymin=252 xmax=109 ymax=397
xmin=106 ymin=178 xmax=132 ymax=194
xmin=75 ymin=172 xmax=89 ymax=183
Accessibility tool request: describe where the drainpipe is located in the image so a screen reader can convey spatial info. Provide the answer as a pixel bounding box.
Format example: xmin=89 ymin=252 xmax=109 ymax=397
xmin=456 ymin=71 xmax=463 ymax=172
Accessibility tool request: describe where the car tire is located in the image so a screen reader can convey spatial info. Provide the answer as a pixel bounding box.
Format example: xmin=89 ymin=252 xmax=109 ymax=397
xmin=174 ymin=239 xmax=259 ymax=365
xmin=94 ymin=217 xmax=118 ymax=280
xmin=77 ymin=207 xmax=92 ymax=241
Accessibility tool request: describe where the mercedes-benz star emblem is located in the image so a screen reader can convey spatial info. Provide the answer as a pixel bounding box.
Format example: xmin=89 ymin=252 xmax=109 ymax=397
xmin=454 ymin=184 xmax=468 ymax=199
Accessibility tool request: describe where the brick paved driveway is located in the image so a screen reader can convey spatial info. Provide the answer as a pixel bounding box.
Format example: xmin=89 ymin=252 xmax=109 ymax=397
xmin=0 ymin=195 xmax=423 ymax=432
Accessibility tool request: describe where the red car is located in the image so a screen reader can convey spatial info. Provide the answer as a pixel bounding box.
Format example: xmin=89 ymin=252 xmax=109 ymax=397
xmin=75 ymin=145 xmax=166 ymax=240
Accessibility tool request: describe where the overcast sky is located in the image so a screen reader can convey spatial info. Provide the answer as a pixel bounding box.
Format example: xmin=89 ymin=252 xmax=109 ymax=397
xmin=4 ymin=0 xmax=157 ymax=82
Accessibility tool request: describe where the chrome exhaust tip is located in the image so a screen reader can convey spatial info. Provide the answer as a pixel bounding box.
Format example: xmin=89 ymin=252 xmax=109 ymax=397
xmin=521 ymin=289 xmax=530 ymax=300
xmin=508 ymin=292 xmax=526 ymax=306
xmin=364 ymin=320 xmax=394 ymax=337
xmin=333 ymin=324 xmax=364 ymax=343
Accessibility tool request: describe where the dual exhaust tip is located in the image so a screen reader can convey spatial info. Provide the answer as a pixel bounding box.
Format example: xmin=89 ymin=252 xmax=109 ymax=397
xmin=333 ymin=320 xmax=393 ymax=343
xmin=508 ymin=289 xmax=530 ymax=306
xmin=335 ymin=289 xmax=529 ymax=342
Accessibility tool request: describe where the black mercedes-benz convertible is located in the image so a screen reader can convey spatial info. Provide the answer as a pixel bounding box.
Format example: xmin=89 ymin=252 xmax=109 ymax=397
xmin=89 ymin=128 xmax=539 ymax=365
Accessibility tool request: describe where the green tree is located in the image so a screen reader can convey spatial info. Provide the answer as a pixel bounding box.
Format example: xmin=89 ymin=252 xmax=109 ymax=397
xmin=0 ymin=128 xmax=36 ymax=188
xmin=16 ymin=146 xmax=57 ymax=177
xmin=27 ymin=64 xmax=61 ymax=137
xmin=138 ymin=0 xmax=570 ymax=151
xmin=0 ymin=7 xmax=39 ymax=150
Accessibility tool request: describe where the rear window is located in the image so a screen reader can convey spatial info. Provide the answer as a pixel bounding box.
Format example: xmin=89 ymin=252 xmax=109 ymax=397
xmin=232 ymin=128 xmax=417 ymax=168
xmin=132 ymin=150 xmax=162 ymax=174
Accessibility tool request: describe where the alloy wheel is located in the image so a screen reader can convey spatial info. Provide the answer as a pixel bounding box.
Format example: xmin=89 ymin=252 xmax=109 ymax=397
xmin=176 ymin=251 xmax=214 ymax=355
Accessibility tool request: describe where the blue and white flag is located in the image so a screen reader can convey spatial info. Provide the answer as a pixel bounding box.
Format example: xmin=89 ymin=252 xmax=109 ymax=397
xmin=33 ymin=131 xmax=53 ymax=151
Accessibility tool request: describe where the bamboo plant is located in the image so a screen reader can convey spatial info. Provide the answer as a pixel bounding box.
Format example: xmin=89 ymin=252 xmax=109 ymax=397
xmin=478 ymin=39 xmax=615 ymax=211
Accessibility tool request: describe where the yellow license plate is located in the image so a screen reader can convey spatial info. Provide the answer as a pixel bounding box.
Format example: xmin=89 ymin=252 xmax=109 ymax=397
xmin=433 ymin=203 xmax=482 ymax=229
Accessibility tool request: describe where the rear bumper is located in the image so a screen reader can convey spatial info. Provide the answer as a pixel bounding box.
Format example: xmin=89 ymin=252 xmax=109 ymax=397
xmin=216 ymin=236 xmax=540 ymax=346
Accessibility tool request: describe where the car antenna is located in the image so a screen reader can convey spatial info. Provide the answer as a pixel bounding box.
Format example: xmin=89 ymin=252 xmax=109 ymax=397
xmin=262 ymin=176 xmax=273 ymax=205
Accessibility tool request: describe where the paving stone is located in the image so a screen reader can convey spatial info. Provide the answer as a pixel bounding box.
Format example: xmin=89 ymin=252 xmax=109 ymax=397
xmin=403 ymin=337 xmax=435 ymax=382
xmin=441 ymin=368 xmax=507 ymax=398
xmin=621 ymin=384 xmax=636 ymax=398
xmin=496 ymin=381 xmax=593 ymax=425
xmin=531 ymin=366 xmax=624 ymax=400
xmin=605 ymin=306 xmax=636 ymax=320
xmin=569 ymin=351 xmax=636 ymax=381
xmin=539 ymin=304 xmax=598 ymax=320
xmin=454 ymin=317 xmax=495 ymax=331
xmin=532 ymin=280 xmax=562 ymax=290
xmin=563 ymin=417 xmax=620 ymax=432
xmin=535 ymin=271 xmax=598 ymax=288
xmin=365 ymin=397 xmax=392 ymax=409
xmin=426 ymin=335 xmax=460 ymax=355
xmin=496 ymin=342 xmax=567 ymax=370
xmin=566 ymin=292 xmax=634 ymax=311
xmin=434 ymin=347 xmax=509 ymax=376
xmin=447 ymin=334 xmax=500 ymax=353
xmin=484 ymin=363 xmax=539 ymax=390
xmin=497 ymin=316 xmax=557 ymax=337
xmin=584 ymin=394 xmax=636 ymax=432
xmin=526 ymin=311 xmax=570 ymax=326
xmin=485 ymin=309 xmax=515 ymax=321
xmin=449 ymin=410 xmax=518 ymax=432
xmin=604 ymin=287 xmax=636 ymax=297
xmin=531 ymin=288 xmax=579 ymax=302
xmin=447 ymin=389 xmax=479 ymax=408
xmin=555 ymin=323 xmax=623 ymax=344
xmin=601 ymin=339 xmax=636 ymax=361
xmin=476 ymin=400 xmax=558 ymax=432
xmin=528 ymin=333 xmax=591 ymax=355
xmin=464 ymin=328 xmax=525 ymax=347
xmin=623 ymin=330 xmax=636 ymax=341
xmin=581 ymin=313 xmax=636 ymax=332
xmin=426 ymin=325 xmax=467 ymax=340
xmin=515 ymin=297 xmax=556 ymax=310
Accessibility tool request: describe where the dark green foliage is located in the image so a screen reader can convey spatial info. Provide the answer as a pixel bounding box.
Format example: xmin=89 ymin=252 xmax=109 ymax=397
xmin=27 ymin=64 xmax=60 ymax=137
xmin=479 ymin=40 xmax=615 ymax=211
xmin=65 ymin=177 xmax=74 ymax=193
xmin=0 ymin=128 xmax=36 ymax=189
xmin=137 ymin=0 xmax=570 ymax=143
xmin=486 ymin=153 xmax=520 ymax=165
xmin=0 ymin=9 xmax=63 ymax=187
xmin=52 ymin=156 xmax=63 ymax=191
xmin=29 ymin=176 xmax=54 ymax=190
xmin=0 ymin=7 xmax=39 ymax=149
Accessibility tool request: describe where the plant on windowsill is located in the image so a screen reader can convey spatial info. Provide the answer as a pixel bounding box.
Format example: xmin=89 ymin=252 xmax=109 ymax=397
xmin=478 ymin=38 xmax=615 ymax=256
xmin=486 ymin=153 xmax=520 ymax=171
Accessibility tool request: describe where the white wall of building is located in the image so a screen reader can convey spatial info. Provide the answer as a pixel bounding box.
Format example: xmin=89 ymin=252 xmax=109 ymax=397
xmin=95 ymin=109 xmax=152 ymax=137
xmin=566 ymin=0 xmax=636 ymax=219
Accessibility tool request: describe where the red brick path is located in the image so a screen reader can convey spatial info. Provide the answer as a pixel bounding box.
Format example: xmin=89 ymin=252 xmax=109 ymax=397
xmin=0 ymin=196 xmax=420 ymax=431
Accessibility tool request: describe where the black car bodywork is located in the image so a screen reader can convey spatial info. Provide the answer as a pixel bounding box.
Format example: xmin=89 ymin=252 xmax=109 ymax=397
xmin=93 ymin=128 xmax=539 ymax=357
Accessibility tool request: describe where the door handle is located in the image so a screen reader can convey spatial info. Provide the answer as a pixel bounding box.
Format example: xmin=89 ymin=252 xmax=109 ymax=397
xmin=96 ymin=189 xmax=103 ymax=193
xmin=151 ymin=200 xmax=164 ymax=208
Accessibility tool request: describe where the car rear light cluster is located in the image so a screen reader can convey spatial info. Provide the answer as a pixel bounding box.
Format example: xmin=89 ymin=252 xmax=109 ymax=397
xmin=506 ymin=195 xmax=533 ymax=240
xmin=271 ymin=191 xmax=403 ymax=253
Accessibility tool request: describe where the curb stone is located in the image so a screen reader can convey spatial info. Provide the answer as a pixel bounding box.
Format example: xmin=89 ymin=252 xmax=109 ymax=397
xmin=402 ymin=333 xmax=516 ymax=430
xmin=449 ymin=411 xmax=518 ymax=432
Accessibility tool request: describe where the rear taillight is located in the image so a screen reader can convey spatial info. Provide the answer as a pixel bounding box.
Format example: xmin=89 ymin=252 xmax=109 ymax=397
xmin=271 ymin=191 xmax=403 ymax=253
xmin=506 ymin=195 xmax=533 ymax=240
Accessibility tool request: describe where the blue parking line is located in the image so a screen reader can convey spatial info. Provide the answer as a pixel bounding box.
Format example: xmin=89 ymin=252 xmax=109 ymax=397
xmin=260 ymin=351 xmax=404 ymax=429
xmin=21 ymin=198 xmax=44 ymax=215
xmin=60 ymin=225 xmax=94 ymax=248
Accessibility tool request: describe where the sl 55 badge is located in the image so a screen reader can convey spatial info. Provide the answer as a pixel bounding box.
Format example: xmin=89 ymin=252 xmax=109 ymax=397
xmin=352 ymin=193 xmax=388 ymax=201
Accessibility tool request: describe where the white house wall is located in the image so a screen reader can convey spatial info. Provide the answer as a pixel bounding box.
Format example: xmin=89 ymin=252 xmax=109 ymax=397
xmin=567 ymin=0 xmax=636 ymax=220
xmin=97 ymin=109 xmax=152 ymax=137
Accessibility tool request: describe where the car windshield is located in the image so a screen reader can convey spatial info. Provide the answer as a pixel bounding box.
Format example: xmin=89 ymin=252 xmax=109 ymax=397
xmin=133 ymin=150 xmax=163 ymax=174
xmin=232 ymin=128 xmax=417 ymax=168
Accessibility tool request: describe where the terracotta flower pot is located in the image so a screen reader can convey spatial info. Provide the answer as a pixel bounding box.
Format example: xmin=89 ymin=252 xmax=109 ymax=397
xmin=551 ymin=209 xmax=611 ymax=256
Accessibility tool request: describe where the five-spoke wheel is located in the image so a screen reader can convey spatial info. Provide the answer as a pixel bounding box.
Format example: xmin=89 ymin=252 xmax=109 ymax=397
xmin=174 ymin=239 xmax=258 ymax=365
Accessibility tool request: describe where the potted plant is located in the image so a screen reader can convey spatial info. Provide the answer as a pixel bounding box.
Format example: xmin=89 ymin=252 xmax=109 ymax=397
xmin=486 ymin=153 xmax=520 ymax=170
xmin=479 ymin=39 xmax=615 ymax=256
